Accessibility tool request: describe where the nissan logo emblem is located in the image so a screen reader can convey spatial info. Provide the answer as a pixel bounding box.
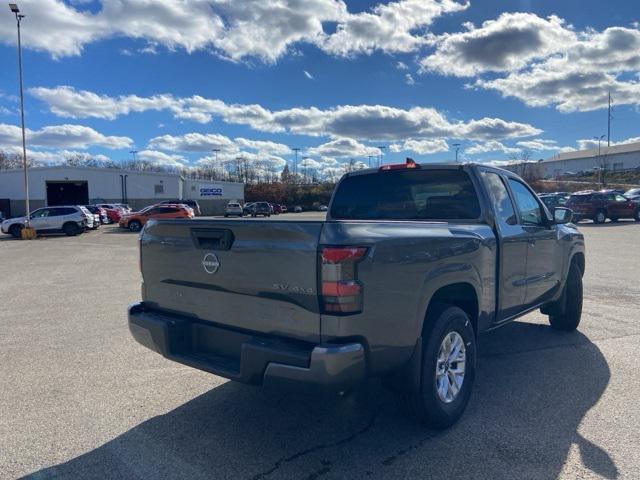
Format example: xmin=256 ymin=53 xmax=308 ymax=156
xmin=202 ymin=253 xmax=220 ymax=274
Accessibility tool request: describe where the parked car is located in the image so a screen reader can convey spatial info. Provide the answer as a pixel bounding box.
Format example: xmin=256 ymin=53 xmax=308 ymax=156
xmin=110 ymin=203 xmax=131 ymax=213
xmin=538 ymin=193 xmax=568 ymax=210
xmin=1 ymin=206 xmax=87 ymax=237
xmin=280 ymin=205 xmax=288 ymax=213
xmin=84 ymin=205 xmax=109 ymax=224
xmin=267 ymin=203 xmax=275 ymax=214
xmin=224 ymin=202 xmax=243 ymax=217
xmin=293 ymin=205 xmax=302 ymax=213
xmin=247 ymin=202 xmax=271 ymax=217
xmin=242 ymin=202 xmax=255 ymax=216
xmin=623 ymin=188 xmax=640 ymax=202
xmin=95 ymin=204 xmax=124 ymax=223
xmin=272 ymin=204 xmax=283 ymax=214
xmin=129 ymin=161 xmax=585 ymax=429
xmin=160 ymin=199 xmax=201 ymax=216
xmin=78 ymin=206 xmax=99 ymax=230
xmin=318 ymin=205 xmax=328 ymax=211
xmin=566 ymin=191 xmax=640 ymax=223
xmin=119 ymin=204 xmax=194 ymax=232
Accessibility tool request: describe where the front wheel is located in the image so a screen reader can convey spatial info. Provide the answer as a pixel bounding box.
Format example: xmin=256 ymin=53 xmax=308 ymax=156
xmin=399 ymin=305 xmax=476 ymax=429
xmin=593 ymin=210 xmax=606 ymax=224
xmin=128 ymin=220 xmax=142 ymax=232
xmin=548 ymin=262 xmax=583 ymax=331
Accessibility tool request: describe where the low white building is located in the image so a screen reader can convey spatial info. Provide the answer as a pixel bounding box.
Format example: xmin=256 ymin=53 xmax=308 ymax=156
xmin=0 ymin=166 xmax=243 ymax=217
xmin=540 ymin=141 xmax=640 ymax=179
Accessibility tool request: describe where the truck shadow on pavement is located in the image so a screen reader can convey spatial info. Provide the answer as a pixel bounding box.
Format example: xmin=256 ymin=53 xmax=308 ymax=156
xmin=26 ymin=322 xmax=616 ymax=480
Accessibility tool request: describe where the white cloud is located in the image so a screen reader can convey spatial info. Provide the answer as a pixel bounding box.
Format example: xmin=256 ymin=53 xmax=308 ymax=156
xmin=0 ymin=0 xmax=466 ymax=62
xmin=322 ymin=0 xmax=468 ymax=57
xmin=148 ymin=133 xmax=236 ymax=152
xmin=306 ymin=138 xmax=380 ymax=157
xmin=395 ymin=61 xmax=409 ymax=70
xmin=575 ymin=136 xmax=640 ymax=151
xmin=462 ymin=21 xmax=640 ymax=112
xmin=421 ymin=13 xmax=574 ymax=76
xmin=303 ymin=70 xmax=314 ymax=80
xmin=31 ymin=86 xmax=542 ymax=141
xmin=137 ymin=150 xmax=186 ymax=167
xmin=0 ymin=122 xmax=132 ymax=149
xmin=389 ymin=138 xmax=449 ymax=154
xmin=405 ymin=74 xmax=416 ymax=85
xmin=466 ymin=140 xmax=520 ymax=155
xmin=516 ymin=139 xmax=558 ymax=151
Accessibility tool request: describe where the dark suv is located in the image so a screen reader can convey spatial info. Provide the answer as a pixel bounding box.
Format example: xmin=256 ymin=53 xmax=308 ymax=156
xmin=566 ymin=191 xmax=640 ymax=223
xmin=248 ymin=202 xmax=271 ymax=217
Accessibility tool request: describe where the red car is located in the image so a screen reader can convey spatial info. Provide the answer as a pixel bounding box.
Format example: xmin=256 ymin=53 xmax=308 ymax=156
xmin=566 ymin=191 xmax=640 ymax=223
xmin=96 ymin=204 xmax=124 ymax=223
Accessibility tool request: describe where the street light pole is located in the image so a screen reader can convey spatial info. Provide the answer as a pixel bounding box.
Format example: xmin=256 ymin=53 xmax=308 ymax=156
xmin=452 ymin=143 xmax=461 ymax=162
xmin=376 ymin=146 xmax=386 ymax=167
xmin=10 ymin=3 xmax=30 ymax=228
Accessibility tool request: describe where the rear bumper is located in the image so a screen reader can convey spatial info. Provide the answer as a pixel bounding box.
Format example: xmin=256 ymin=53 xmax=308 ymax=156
xmin=128 ymin=302 xmax=366 ymax=391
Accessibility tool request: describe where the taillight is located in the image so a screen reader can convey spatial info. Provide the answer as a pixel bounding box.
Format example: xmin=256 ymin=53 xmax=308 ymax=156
xmin=320 ymin=246 xmax=367 ymax=314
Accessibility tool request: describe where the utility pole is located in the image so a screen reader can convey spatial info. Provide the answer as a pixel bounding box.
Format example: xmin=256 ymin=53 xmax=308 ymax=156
xmin=129 ymin=150 xmax=138 ymax=161
xmin=367 ymin=155 xmax=374 ymax=167
xmin=291 ymin=147 xmax=300 ymax=182
xmin=10 ymin=3 xmax=31 ymax=233
xmin=452 ymin=143 xmax=461 ymax=162
xmin=607 ymin=90 xmax=612 ymax=147
xmin=593 ymin=135 xmax=605 ymax=156
xmin=377 ymin=146 xmax=386 ymax=166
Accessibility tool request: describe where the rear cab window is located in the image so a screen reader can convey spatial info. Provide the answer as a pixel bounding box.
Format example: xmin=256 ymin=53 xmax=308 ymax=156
xmin=330 ymin=169 xmax=481 ymax=221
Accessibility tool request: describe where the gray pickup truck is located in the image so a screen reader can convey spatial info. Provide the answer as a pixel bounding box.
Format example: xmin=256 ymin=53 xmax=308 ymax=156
xmin=129 ymin=162 xmax=585 ymax=428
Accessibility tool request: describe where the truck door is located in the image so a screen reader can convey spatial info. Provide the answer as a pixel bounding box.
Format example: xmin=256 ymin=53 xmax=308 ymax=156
xmin=507 ymin=178 xmax=560 ymax=306
xmin=479 ymin=171 xmax=529 ymax=322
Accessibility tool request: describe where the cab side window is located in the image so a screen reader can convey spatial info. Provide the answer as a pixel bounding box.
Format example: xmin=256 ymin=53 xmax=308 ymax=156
xmin=508 ymin=179 xmax=543 ymax=226
xmin=481 ymin=171 xmax=517 ymax=226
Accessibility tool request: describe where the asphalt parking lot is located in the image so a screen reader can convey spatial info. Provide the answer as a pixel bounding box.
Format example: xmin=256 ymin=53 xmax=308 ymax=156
xmin=1 ymin=217 xmax=639 ymax=479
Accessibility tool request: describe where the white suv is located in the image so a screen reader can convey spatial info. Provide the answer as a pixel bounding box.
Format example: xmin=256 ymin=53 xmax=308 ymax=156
xmin=1 ymin=206 xmax=88 ymax=238
xmin=224 ymin=202 xmax=243 ymax=217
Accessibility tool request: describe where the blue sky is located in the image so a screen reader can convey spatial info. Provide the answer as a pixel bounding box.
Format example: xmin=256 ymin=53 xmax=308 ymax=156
xmin=0 ymin=0 xmax=639 ymax=179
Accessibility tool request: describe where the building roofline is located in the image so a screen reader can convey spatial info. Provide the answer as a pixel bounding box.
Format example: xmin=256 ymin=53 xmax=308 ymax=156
xmin=0 ymin=165 xmax=184 ymax=178
xmin=544 ymin=141 xmax=640 ymax=163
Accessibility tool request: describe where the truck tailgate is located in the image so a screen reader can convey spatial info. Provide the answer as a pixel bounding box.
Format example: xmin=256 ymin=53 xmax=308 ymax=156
xmin=140 ymin=219 xmax=323 ymax=343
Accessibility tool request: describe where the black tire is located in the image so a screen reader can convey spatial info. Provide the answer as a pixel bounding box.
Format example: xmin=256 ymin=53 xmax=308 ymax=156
xmin=593 ymin=210 xmax=606 ymax=224
xmin=251 ymin=213 xmax=257 ymax=218
xmin=128 ymin=220 xmax=142 ymax=232
xmin=63 ymin=222 xmax=80 ymax=236
xmin=548 ymin=261 xmax=583 ymax=331
xmin=635 ymin=209 xmax=640 ymax=222
xmin=399 ymin=304 xmax=476 ymax=429
xmin=9 ymin=224 xmax=23 ymax=238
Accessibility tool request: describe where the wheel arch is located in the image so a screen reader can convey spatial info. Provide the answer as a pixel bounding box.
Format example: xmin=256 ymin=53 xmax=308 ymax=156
xmin=422 ymin=282 xmax=480 ymax=338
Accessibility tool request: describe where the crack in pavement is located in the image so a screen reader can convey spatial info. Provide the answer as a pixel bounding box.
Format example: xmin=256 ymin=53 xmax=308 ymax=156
xmin=249 ymin=406 xmax=383 ymax=480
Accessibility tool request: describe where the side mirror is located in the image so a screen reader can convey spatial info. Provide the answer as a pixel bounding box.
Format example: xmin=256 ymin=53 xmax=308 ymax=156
xmin=553 ymin=207 xmax=573 ymax=224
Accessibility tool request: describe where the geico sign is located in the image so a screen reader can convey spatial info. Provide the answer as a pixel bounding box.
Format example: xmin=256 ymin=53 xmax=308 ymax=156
xmin=199 ymin=185 xmax=223 ymax=197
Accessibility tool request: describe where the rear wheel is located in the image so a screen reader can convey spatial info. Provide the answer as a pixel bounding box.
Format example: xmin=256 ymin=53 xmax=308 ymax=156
xmin=635 ymin=209 xmax=640 ymax=222
xmin=63 ymin=222 xmax=80 ymax=236
xmin=128 ymin=220 xmax=142 ymax=232
xmin=9 ymin=224 xmax=23 ymax=238
xmin=593 ymin=210 xmax=606 ymax=224
xmin=399 ymin=305 xmax=476 ymax=429
xmin=548 ymin=262 xmax=583 ymax=331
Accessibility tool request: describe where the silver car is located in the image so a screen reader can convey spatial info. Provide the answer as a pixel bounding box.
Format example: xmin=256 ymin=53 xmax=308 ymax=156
xmin=1 ymin=205 xmax=87 ymax=238
xmin=224 ymin=202 xmax=243 ymax=217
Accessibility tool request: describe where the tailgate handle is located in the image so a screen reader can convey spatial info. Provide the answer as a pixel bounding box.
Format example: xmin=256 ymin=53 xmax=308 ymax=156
xmin=191 ymin=228 xmax=235 ymax=250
